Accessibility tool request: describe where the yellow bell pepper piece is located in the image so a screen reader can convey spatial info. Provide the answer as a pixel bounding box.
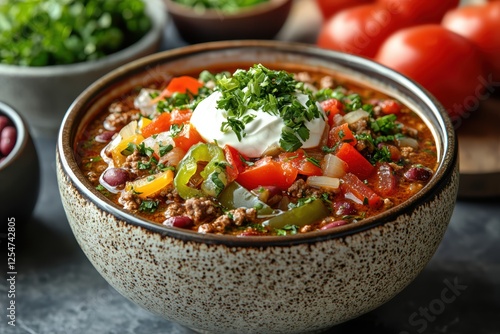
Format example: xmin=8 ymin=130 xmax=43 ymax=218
xmin=138 ymin=117 xmax=152 ymax=130
xmin=125 ymin=169 xmax=174 ymax=199
xmin=111 ymin=133 xmax=145 ymax=167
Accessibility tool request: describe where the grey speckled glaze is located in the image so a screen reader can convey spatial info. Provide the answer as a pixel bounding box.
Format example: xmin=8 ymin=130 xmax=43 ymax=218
xmin=56 ymin=41 xmax=459 ymax=334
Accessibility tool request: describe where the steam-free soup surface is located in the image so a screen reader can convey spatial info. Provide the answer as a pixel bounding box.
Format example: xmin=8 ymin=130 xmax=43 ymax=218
xmin=76 ymin=64 xmax=437 ymax=236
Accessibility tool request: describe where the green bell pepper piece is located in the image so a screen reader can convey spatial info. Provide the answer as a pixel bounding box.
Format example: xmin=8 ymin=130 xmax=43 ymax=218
xmin=262 ymin=199 xmax=330 ymax=230
xmin=218 ymin=181 xmax=274 ymax=215
xmin=174 ymin=143 xmax=228 ymax=199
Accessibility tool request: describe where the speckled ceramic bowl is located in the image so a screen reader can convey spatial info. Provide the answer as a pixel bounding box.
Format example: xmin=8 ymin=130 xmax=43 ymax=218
xmin=56 ymin=41 xmax=459 ymax=334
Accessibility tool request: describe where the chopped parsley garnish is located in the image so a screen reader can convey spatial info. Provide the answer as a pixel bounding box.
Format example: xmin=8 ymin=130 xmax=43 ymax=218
xmin=275 ymin=224 xmax=299 ymax=236
xmin=139 ymin=200 xmax=159 ymax=213
xmin=159 ymin=143 xmax=174 ymax=157
xmin=371 ymin=114 xmax=398 ymax=134
xmin=216 ymin=64 xmax=322 ymax=152
xmin=170 ymin=123 xmax=184 ymax=138
xmin=95 ymin=184 xmax=110 ymax=196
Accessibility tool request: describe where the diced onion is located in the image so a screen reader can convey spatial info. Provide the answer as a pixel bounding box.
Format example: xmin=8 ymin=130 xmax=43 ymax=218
xmin=134 ymin=88 xmax=160 ymax=117
xmin=332 ymin=113 xmax=345 ymax=127
xmin=396 ymin=136 xmax=419 ymax=149
xmin=321 ymin=154 xmax=348 ymax=178
xmin=343 ymin=109 xmax=369 ymax=125
xmin=160 ymin=147 xmax=186 ymax=167
xmin=306 ymin=176 xmax=341 ymax=192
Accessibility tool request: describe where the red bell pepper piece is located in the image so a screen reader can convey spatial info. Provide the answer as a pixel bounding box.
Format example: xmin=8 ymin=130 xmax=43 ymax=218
xmin=335 ymin=142 xmax=374 ymax=180
xmin=237 ymin=156 xmax=298 ymax=191
xmin=341 ymin=173 xmax=383 ymax=208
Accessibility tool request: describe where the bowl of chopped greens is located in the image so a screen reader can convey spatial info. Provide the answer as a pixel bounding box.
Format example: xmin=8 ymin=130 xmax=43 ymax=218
xmin=164 ymin=0 xmax=292 ymax=43
xmin=0 ymin=0 xmax=167 ymax=137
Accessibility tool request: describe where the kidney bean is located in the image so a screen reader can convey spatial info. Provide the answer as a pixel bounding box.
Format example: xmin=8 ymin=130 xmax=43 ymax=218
xmin=404 ymin=165 xmax=433 ymax=182
xmin=321 ymin=220 xmax=348 ymax=230
xmin=0 ymin=126 xmax=17 ymax=156
xmin=0 ymin=115 xmax=10 ymax=133
xmin=163 ymin=216 xmax=194 ymax=229
xmin=102 ymin=168 xmax=129 ymax=187
xmin=95 ymin=130 xmax=116 ymax=143
xmin=332 ymin=200 xmax=357 ymax=216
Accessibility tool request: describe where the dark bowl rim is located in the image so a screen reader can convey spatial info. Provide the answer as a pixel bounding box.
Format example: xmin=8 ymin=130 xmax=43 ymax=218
xmin=0 ymin=101 xmax=30 ymax=170
xmin=57 ymin=40 xmax=458 ymax=247
xmin=164 ymin=0 xmax=292 ymax=19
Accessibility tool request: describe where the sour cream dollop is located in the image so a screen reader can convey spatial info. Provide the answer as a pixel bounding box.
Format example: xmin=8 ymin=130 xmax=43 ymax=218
xmin=190 ymin=91 xmax=326 ymax=158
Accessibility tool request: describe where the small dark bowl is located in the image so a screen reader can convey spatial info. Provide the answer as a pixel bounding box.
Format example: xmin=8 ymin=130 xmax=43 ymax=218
xmin=0 ymin=101 xmax=40 ymax=227
xmin=164 ymin=0 xmax=292 ymax=43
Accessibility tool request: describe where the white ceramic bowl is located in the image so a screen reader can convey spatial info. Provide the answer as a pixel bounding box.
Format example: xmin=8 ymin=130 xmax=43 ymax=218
xmin=56 ymin=41 xmax=459 ymax=334
xmin=0 ymin=0 xmax=167 ymax=137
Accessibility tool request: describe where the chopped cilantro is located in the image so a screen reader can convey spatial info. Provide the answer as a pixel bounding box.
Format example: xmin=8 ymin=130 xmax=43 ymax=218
xmin=95 ymin=184 xmax=110 ymax=196
xmin=159 ymin=143 xmax=174 ymax=157
xmin=139 ymin=200 xmax=159 ymax=213
xmin=275 ymin=224 xmax=299 ymax=236
xmin=170 ymin=124 xmax=184 ymax=138
xmin=371 ymin=114 xmax=398 ymax=134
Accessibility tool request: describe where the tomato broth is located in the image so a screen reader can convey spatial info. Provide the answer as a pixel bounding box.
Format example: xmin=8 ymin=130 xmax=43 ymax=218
xmin=76 ymin=64 xmax=437 ymax=236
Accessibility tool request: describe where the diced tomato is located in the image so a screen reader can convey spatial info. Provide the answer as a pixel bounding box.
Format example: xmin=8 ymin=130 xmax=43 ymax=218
xmin=335 ymin=142 xmax=374 ymax=180
xmin=380 ymin=144 xmax=401 ymax=162
xmin=237 ymin=156 xmax=298 ymax=191
xmin=141 ymin=109 xmax=192 ymax=138
xmin=171 ymin=109 xmax=192 ymax=124
xmin=223 ymin=145 xmax=249 ymax=183
xmin=162 ymin=76 xmax=203 ymax=98
xmin=172 ymin=123 xmax=203 ymax=152
xmin=328 ymin=123 xmax=357 ymax=147
xmin=341 ymin=173 xmax=383 ymax=208
xmin=141 ymin=112 xmax=171 ymax=138
xmin=379 ymin=99 xmax=401 ymax=114
xmin=320 ymin=98 xmax=345 ymax=127
xmin=374 ymin=162 xmax=397 ymax=196
xmin=278 ymin=149 xmax=323 ymax=176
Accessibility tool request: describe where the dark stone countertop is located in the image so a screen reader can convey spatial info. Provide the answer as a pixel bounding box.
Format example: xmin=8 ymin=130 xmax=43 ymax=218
xmin=1 ymin=4 xmax=499 ymax=333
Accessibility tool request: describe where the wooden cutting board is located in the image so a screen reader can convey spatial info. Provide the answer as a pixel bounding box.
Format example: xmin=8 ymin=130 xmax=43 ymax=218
xmin=456 ymin=96 xmax=500 ymax=198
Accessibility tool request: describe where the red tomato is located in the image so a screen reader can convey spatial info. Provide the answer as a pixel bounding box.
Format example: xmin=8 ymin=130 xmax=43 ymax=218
xmin=141 ymin=109 xmax=192 ymax=138
xmin=375 ymin=24 xmax=487 ymax=117
xmin=378 ymin=99 xmax=401 ymax=114
xmin=317 ymin=4 xmax=406 ymax=58
xmin=328 ymin=123 xmax=357 ymax=147
xmin=223 ymin=145 xmax=248 ymax=183
xmin=172 ymin=123 xmax=203 ymax=152
xmin=278 ymin=149 xmax=323 ymax=177
xmin=341 ymin=173 xmax=382 ymax=208
xmin=236 ymin=156 xmax=298 ymax=191
xmin=163 ymin=76 xmax=203 ymax=97
xmin=320 ymin=98 xmax=344 ymax=126
xmin=335 ymin=143 xmax=374 ymax=180
xmin=442 ymin=2 xmax=500 ymax=83
xmin=377 ymin=0 xmax=459 ymax=24
xmin=374 ymin=162 xmax=396 ymax=196
xmin=315 ymin=0 xmax=373 ymax=20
